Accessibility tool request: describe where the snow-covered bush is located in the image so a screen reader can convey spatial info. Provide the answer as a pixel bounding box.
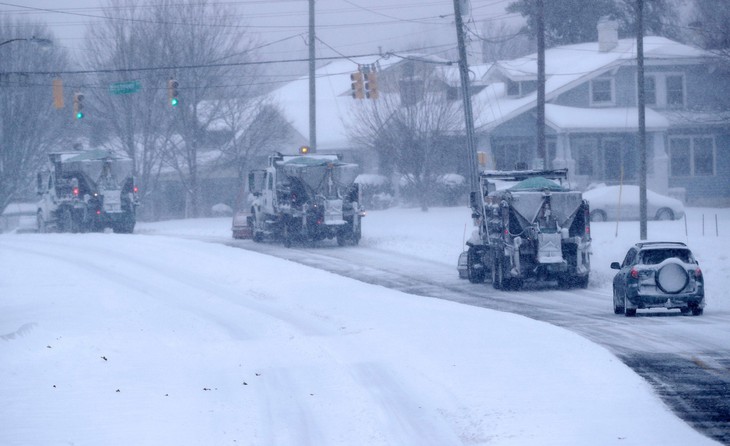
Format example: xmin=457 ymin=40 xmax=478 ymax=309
xmin=435 ymin=174 xmax=467 ymax=206
xmin=211 ymin=203 xmax=233 ymax=216
xmin=355 ymin=174 xmax=393 ymax=210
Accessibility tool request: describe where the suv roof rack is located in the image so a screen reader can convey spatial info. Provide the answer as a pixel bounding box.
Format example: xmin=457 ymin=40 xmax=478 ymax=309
xmin=636 ymin=241 xmax=687 ymax=248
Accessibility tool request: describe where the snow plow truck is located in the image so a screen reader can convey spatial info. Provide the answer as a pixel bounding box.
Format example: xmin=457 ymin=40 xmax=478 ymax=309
xmin=239 ymin=151 xmax=363 ymax=247
xmin=36 ymin=149 xmax=138 ymax=233
xmin=463 ymin=168 xmax=591 ymax=290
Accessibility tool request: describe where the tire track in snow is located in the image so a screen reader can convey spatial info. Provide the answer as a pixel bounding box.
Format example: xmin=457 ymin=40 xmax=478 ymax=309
xmin=0 ymin=236 xmax=324 ymax=341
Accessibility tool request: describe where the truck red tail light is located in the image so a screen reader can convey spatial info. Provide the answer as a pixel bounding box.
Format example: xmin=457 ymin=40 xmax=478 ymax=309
xmin=133 ymin=186 xmax=138 ymax=194
xmin=73 ymin=187 xmax=79 ymax=196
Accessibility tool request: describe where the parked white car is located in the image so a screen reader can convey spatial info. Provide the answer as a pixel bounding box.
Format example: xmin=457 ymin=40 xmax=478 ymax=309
xmin=584 ymin=185 xmax=685 ymax=222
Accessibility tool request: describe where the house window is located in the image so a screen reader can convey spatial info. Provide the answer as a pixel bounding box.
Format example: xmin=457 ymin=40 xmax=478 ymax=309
xmin=590 ymin=78 xmax=614 ymax=105
xmin=492 ymin=141 xmax=531 ymax=170
xmin=665 ymin=75 xmax=685 ymax=107
xmin=573 ymin=138 xmax=597 ymax=176
xmin=670 ymin=136 xmax=715 ymax=177
xmin=693 ymin=137 xmax=715 ymax=175
xmin=644 ymin=75 xmax=656 ymax=106
xmin=506 ymin=80 xmax=520 ymax=97
xmin=446 ymin=86 xmax=460 ymax=101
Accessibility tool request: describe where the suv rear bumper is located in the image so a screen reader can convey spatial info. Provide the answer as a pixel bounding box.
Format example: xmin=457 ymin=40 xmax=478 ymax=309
xmin=626 ymin=290 xmax=705 ymax=310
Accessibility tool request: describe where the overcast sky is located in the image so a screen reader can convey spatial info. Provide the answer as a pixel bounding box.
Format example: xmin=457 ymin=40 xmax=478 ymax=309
xmin=3 ymin=1 xmax=521 ymax=64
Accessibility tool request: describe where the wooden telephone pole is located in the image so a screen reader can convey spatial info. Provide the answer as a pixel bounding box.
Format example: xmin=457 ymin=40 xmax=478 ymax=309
xmin=637 ymin=0 xmax=647 ymax=239
xmin=308 ymin=0 xmax=317 ymax=152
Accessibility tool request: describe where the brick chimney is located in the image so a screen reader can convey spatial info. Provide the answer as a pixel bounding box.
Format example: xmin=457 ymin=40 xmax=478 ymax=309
xmin=597 ymin=17 xmax=619 ymax=52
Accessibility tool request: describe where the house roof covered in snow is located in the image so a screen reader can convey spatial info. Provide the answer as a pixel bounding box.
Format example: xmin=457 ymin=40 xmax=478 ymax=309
xmin=544 ymin=104 xmax=669 ymax=132
xmin=474 ymin=36 xmax=711 ymax=131
xmin=269 ymin=55 xmax=408 ymax=152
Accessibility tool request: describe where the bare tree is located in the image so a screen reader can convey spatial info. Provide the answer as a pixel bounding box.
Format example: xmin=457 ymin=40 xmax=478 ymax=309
xmin=0 ymin=18 xmax=71 ymax=214
xmin=83 ymin=0 xmax=172 ymax=215
xmin=154 ymin=0 xmax=262 ymax=217
xmin=215 ymin=99 xmax=293 ymax=211
xmin=83 ymin=0 xmax=268 ymax=218
xmin=687 ymin=0 xmax=730 ymax=67
xmin=349 ymin=61 xmax=464 ymax=211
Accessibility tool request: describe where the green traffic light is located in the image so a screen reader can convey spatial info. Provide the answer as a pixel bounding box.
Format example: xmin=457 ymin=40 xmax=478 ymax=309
xmin=76 ymin=112 xmax=84 ymax=119
xmin=171 ymin=98 xmax=178 ymax=106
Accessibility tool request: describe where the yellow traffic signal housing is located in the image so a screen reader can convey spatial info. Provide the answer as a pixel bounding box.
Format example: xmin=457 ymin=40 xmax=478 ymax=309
xmin=364 ymin=71 xmax=379 ymax=99
xmin=73 ymin=92 xmax=84 ymax=119
xmin=53 ymin=79 xmax=64 ymax=109
xmin=350 ymin=72 xmax=364 ymax=99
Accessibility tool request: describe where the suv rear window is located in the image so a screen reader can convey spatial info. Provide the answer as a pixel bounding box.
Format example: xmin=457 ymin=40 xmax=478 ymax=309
xmin=640 ymin=248 xmax=692 ymax=265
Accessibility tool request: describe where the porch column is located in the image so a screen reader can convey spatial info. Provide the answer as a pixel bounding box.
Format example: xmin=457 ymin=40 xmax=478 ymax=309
xmin=553 ymin=133 xmax=576 ymax=182
xmin=648 ymin=131 xmax=668 ymax=195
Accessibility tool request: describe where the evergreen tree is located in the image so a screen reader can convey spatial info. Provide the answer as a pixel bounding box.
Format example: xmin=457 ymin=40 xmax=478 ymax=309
xmin=507 ymin=0 xmax=677 ymax=47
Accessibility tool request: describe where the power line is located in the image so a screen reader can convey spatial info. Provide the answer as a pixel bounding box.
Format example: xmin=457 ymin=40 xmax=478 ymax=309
xmin=0 ymin=52 xmax=387 ymax=77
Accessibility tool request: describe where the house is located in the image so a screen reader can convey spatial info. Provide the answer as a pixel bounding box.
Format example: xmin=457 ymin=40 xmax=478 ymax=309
xmin=472 ymin=19 xmax=730 ymax=205
xmin=148 ymin=21 xmax=729 ymax=219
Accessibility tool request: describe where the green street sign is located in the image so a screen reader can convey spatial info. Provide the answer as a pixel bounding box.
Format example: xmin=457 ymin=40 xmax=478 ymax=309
xmin=109 ymin=80 xmax=141 ymax=95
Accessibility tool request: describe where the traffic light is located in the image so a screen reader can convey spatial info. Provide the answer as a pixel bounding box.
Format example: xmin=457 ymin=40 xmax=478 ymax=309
xmin=299 ymin=145 xmax=310 ymax=154
xmin=364 ymin=71 xmax=378 ymax=99
xmin=350 ymin=72 xmax=364 ymax=99
xmin=53 ymin=79 xmax=64 ymax=109
xmin=167 ymin=78 xmax=179 ymax=106
xmin=73 ymin=92 xmax=84 ymax=119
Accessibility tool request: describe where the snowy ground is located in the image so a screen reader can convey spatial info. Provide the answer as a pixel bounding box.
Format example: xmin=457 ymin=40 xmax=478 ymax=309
xmin=1 ymin=206 xmax=726 ymax=445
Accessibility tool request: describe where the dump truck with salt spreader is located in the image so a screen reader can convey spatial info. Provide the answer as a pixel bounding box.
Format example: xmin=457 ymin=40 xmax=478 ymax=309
xmin=462 ymin=168 xmax=591 ymax=290
xmin=36 ymin=149 xmax=138 ymax=234
xmin=233 ymin=151 xmax=363 ymax=247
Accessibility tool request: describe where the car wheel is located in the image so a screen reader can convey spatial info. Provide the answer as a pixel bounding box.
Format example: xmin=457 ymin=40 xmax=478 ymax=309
xmin=613 ymin=287 xmax=624 ymax=314
xmin=624 ymin=293 xmax=636 ymax=317
xmin=655 ymin=207 xmax=674 ymax=221
xmin=690 ymin=304 xmax=703 ymax=316
xmin=590 ymin=210 xmax=607 ymax=222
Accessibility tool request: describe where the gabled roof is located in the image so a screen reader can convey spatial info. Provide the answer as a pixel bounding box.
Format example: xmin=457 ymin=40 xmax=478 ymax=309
xmin=475 ymin=36 xmax=710 ymax=131
xmin=269 ymin=56 xmax=405 ymax=151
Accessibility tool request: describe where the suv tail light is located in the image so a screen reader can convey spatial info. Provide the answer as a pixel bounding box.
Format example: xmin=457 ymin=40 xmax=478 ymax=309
xmin=630 ymin=267 xmax=639 ymax=279
xmin=694 ymin=267 xmax=702 ymax=278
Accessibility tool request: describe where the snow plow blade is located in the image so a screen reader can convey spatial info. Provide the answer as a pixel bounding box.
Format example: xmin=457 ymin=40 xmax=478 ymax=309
xmin=231 ymin=212 xmax=253 ymax=239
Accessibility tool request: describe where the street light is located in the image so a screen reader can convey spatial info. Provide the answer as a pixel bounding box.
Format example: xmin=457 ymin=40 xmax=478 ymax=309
xmin=0 ymin=36 xmax=53 ymax=49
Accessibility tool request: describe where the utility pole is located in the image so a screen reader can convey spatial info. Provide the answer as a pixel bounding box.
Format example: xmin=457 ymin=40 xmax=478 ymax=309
xmin=308 ymin=0 xmax=317 ymax=152
xmin=637 ymin=0 xmax=647 ymax=239
xmin=452 ymin=0 xmax=480 ymax=196
xmin=537 ymin=0 xmax=547 ymax=169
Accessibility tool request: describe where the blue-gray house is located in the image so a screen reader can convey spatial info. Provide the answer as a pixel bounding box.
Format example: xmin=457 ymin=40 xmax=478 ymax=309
xmin=473 ymin=19 xmax=730 ymax=206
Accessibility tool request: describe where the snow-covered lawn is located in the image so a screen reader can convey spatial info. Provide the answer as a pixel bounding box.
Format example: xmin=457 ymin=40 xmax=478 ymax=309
xmin=1 ymin=205 xmax=726 ymax=445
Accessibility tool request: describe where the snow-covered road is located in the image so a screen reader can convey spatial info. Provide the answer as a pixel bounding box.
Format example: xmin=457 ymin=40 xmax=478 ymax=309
xmin=1 ymin=206 xmax=728 ymax=445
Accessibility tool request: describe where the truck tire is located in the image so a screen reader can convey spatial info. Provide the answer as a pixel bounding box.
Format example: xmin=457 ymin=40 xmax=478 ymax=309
xmin=467 ymin=248 xmax=485 ymax=284
xmin=492 ymin=254 xmax=504 ymax=290
xmin=58 ymin=207 xmax=78 ymax=233
xmin=37 ymin=211 xmax=48 ymax=233
xmin=113 ymin=211 xmax=136 ymax=234
xmin=283 ymin=220 xmax=293 ymax=248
